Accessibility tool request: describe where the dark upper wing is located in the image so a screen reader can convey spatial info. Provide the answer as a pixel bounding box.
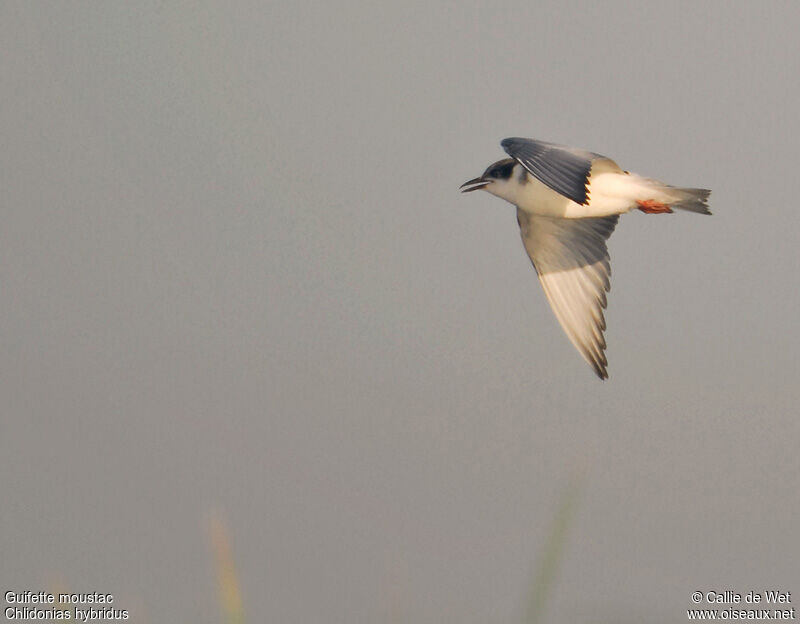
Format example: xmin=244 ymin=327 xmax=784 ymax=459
xmin=501 ymin=138 xmax=608 ymax=206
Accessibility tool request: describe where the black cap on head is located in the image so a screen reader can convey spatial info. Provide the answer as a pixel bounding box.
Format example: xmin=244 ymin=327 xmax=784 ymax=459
xmin=483 ymin=158 xmax=516 ymax=180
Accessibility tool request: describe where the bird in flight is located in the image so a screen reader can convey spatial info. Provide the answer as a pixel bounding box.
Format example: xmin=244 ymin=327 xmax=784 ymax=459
xmin=461 ymin=138 xmax=710 ymax=379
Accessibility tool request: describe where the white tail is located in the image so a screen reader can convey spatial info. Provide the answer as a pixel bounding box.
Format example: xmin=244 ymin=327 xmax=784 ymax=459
xmin=639 ymin=178 xmax=712 ymax=214
xmin=665 ymin=186 xmax=711 ymax=214
xmin=590 ymin=171 xmax=712 ymax=216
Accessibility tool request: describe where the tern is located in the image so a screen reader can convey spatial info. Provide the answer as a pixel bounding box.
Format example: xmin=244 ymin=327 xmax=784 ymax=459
xmin=461 ymin=138 xmax=710 ymax=379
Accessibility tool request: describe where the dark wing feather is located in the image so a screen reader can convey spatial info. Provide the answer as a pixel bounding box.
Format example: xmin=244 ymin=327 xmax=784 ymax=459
xmin=501 ymin=138 xmax=607 ymax=206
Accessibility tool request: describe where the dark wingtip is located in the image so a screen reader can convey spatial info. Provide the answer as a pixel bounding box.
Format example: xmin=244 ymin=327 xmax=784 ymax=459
xmin=590 ymin=358 xmax=609 ymax=380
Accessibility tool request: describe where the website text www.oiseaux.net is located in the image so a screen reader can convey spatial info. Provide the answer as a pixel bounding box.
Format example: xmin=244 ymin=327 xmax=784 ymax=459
xmin=687 ymin=608 xmax=795 ymax=620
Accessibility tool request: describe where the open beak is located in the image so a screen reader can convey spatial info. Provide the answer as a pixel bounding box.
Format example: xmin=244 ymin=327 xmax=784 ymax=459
xmin=460 ymin=177 xmax=490 ymax=193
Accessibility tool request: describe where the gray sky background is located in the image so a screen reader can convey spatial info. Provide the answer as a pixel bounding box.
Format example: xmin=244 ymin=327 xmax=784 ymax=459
xmin=2 ymin=2 xmax=799 ymax=622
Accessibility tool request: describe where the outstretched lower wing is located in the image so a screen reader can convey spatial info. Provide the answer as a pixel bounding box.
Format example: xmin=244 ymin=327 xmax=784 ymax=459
xmin=516 ymin=210 xmax=619 ymax=379
xmin=502 ymin=137 xmax=614 ymax=206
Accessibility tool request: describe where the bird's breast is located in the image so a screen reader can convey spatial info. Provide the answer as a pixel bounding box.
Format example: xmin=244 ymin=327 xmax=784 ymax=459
xmin=513 ymin=176 xmax=594 ymax=218
xmin=515 ymin=171 xmax=635 ymax=218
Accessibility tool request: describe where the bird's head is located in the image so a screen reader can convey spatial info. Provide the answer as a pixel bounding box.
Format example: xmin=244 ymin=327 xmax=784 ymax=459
xmin=460 ymin=158 xmax=520 ymax=203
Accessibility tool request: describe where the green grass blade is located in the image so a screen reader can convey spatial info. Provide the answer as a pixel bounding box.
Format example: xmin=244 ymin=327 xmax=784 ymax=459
xmin=524 ymin=473 xmax=584 ymax=624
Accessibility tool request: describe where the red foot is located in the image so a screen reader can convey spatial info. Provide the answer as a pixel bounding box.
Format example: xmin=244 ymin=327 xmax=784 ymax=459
xmin=637 ymin=199 xmax=673 ymax=214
